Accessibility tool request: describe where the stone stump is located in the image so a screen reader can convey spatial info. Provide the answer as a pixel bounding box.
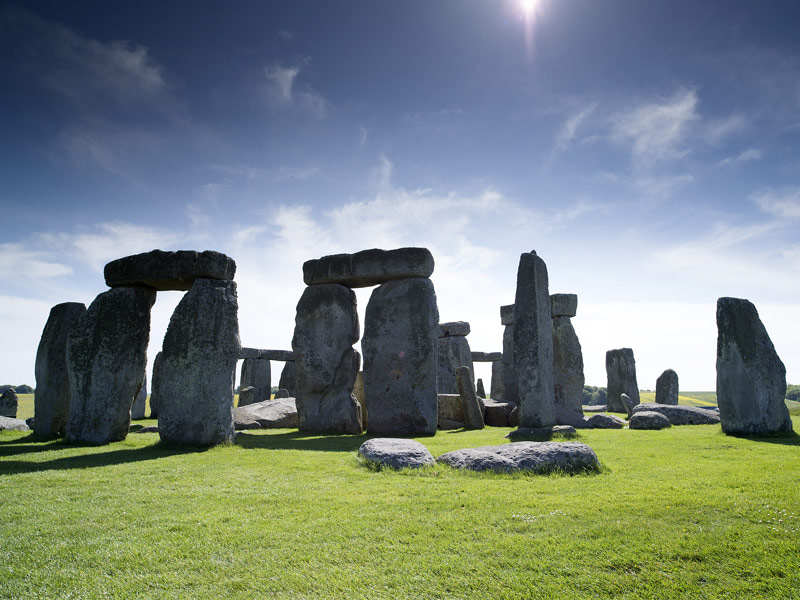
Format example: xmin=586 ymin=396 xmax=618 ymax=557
xmin=0 ymin=389 xmax=18 ymax=418
xmin=278 ymin=361 xmax=296 ymax=397
xmin=551 ymin=293 xmax=584 ymax=415
xmin=131 ymin=374 xmax=148 ymax=420
xmin=437 ymin=321 xmax=473 ymax=394
xmin=655 ymin=369 xmax=679 ymax=405
xmin=606 ymin=348 xmax=640 ymax=413
xmin=239 ymin=358 xmax=271 ymax=407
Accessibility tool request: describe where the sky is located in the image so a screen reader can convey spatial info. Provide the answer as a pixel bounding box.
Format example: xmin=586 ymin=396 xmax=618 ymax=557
xmin=1 ymin=0 xmax=799 ymax=392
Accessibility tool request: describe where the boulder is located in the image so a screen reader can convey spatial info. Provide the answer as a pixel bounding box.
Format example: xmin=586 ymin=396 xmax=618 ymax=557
xmin=456 ymin=366 xmax=485 ymax=430
xmin=437 ymin=334 xmax=473 ymax=394
xmin=483 ymin=400 xmax=516 ymax=427
xmin=0 ymin=388 xmax=18 ymax=419
xmin=292 ymin=284 xmax=362 ymax=434
xmin=157 ymin=278 xmax=241 ymax=446
xmin=655 ymin=369 xmax=679 ymax=405
xmin=240 ymin=348 xmax=294 ymax=361
xmin=716 ymin=297 xmax=792 ymax=435
xmin=472 ymin=351 xmax=503 ymax=362
xmin=148 ymin=351 xmax=165 ymax=419
xmin=550 ymin=293 xmax=578 ymax=318
xmin=552 ymin=313 xmax=585 ymax=415
xmin=439 ymin=321 xmax=470 ymax=337
xmin=505 ymin=425 xmax=577 ymax=440
xmin=629 ymin=411 xmax=672 ymax=430
xmin=278 ymin=361 xmax=296 ymax=397
xmin=130 ymin=374 xmax=148 ymax=420
xmin=606 ymin=348 xmax=640 ymax=413
xmin=632 ymin=403 xmax=721 ymax=426
xmin=104 ymin=249 xmax=236 ymax=291
xmin=66 ymin=286 xmax=156 ymax=444
xmin=363 ymin=278 xmax=439 ymax=435
xmin=303 ymin=247 xmax=434 ymax=287
xmin=274 ymin=389 xmax=290 ymax=399
xmin=437 ymin=441 xmax=599 ymax=474
xmin=233 ymin=398 xmax=298 ymax=430
xmin=586 ymin=413 xmax=626 ymax=429
xmin=238 ymin=358 xmax=271 ymax=407
xmin=0 ymin=416 xmax=29 ymax=431
xmin=34 ymin=302 xmax=86 ymax=437
xmin=358 ymin=438 xmax=436 ymax=469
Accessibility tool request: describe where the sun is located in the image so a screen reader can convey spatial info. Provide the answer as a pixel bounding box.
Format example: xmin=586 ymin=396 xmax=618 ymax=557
xmin=519 ymin=0 xmax=538 ymax=16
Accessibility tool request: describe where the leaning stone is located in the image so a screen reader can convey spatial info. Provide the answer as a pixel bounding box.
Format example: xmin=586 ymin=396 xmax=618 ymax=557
xmin=655 ymin=369 xmax=679 ymax=405
xmin=439 ymin=419 xmax=465 ymax=430
xmin=0 ymin=416 xmax=29 ymax=431
xmin=506 ymin=425 xmax=577 ymax=440
xmin=0 ymin=388 xmax=18 ymax=419
xmin=632 ymin=403 xmax=721 ymax=426
xmin=439 ymin=321 xmax=470 ymax=337
xmin=606 ymin=348 xmax=640 ymax=413
xmin=233 ymin=398 xmax=298 ymax=430
xmin=278 ymin=361 xmax=296 ymax=397
xmin=476 ymin=378 xmax=486 ymax=399
xmin=437 ymin=441 xmax=599 ymax=474
xmin=500 ymin=304 xmax=514 ymax=326
xmin=437 ymin=334 xmax=473 ymax=394
xmin=130 ymin=374 xmax=147 ymax=420
xmin=104 ymin=249 xmax=236 ymax=291
xmin=148 ymin=351 xmax=165 ymax=419
xmin=716 ymin=297 xmax=792 ymax=435
xmin=550 ymin=293 xmax=578 ymax=318
xmin=240 ymin=348 xmax=294 ymax=361
xmin=456 ymin=366 xmax=485 ymax=430
xmin=275 ymin=389 xmax=290 ymax=399
xmin=620 ymin=393 xmax=636 ymax=418
xmin=66 ymin=286 xmax=156 ymax=444
xmin=552 ymin=314 xmax=585 ymax=415
xmin=34 ymin=302 xmax=86 ymax=437
xmin=238 ymin=358 xmax=271 ymax=407
xmin=438 ymin=394 xmax=465 ymax=425
xmin=586 ymin=413 xmax=626 ymax=429
xmin=304 ymin=247 xmax=435 ymax=287
xmin=158 ymin=278 xmax=240 ymax=446
xmin=629 ymin=411 xmax=672 ymax=430
xmin=472 ymin=351 xmax=503 ymax=362
xmin=358 ymin=438 xmax=436 ymax=470
xmin=483 ymin=400 xmax=516 ymax=427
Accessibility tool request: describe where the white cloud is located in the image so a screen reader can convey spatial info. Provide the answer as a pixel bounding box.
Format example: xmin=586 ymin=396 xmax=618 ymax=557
xmin=705 ymin=114 xmax=748 ymax=144
xmin=717 ymin=147 xmax=762 ymax=167
xmin=263 ymin=62 xmax=328 ymax=118
xmin=754 ymin=188 xmax=800 ymax=219
xmin=269 ymin=166 xmax=320 ymax=181
xmin=555 ymin=103 xmax=597 ymax=150
xmin=0 ymin=243 xmax=73 ymax=279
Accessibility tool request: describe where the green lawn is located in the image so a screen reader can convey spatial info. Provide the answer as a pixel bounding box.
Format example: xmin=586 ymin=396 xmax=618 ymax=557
xmin=2 ymin=414 xmax=799 ymax=599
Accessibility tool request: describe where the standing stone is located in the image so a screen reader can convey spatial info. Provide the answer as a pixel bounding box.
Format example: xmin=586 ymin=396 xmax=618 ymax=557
xmin=655 ymin=369 xmax=679 ymax=405
xmin=292 ymin=284 xmax=362 ymax=434
xmin=500 ymin=304 xmax=517 ymax=403
xmin=131 ymin=374 xmax=147 ymax=420
xmin=66 ymin=286 xmax=156 ymax=444
xmin=278 ymin=361 xmax=296 ymax=398
xmin=716 ymin=297 xmax=792 ymax=435
xmin=476 ymin=378 xmax=486 ymax=399
xmin=513 ymin=251 xmax=555 ymax=428
xmin=606 ymin=348 xmax=640 ymax=413
xmin=238 ymin=358 xmax=271 ymax=407
xmin=0 ymin=389 xmax=18 ymax=418
xmin=158 ymin=278 xmax=241 ymax=446
xmin=437 ymin=322 xmax=473 ymax=394
xmin=363 ymin=278 xmax=439 ymax=435
xmin=490 ymin=360 xmax=505 ymax=400
xmin=456 ymin=366 xmax=485 ymax=430
xmin=551 ymin=294 xmax=584 ymax=415
xmin=34 ymin=302 xmax=86 ymax=437
xmin=149 ymin=351 xmax=164 ymax=419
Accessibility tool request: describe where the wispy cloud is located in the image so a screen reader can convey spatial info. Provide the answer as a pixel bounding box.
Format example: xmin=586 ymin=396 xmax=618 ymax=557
xmin=555 ymin=103 xmax=597 ymax=150
xmin=717 ymin=147 xmax=762 ymax=167
xmin=263 ymin=61 xmax=328 ymax=118
xmin=754 ymin=187 xmax=800 ymax=219
xmin=269 ymin=166 xmax=320 ymax=181
xmin=705 ymin=114 xmax=748 ymax=144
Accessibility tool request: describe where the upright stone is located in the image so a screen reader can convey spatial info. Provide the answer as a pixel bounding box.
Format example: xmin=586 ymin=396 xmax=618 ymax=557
xmin=513 ymin=251 xmax=555 ymax=428
xmin=278 ymin=361 xmax=296 ymax=398
xmin=437 ymin=322 xmax=473 ymax=394
xmin=716 ymin=297 xmax=792 ymax=435
xmin=655 ymin=369 xmax=679 ymax=405
xmin=606 ymin=348 xmax=640 ymax=413
xmin=363 ymin=278 xmax=439 ymax=434
xmin=130 ymin=374 xmax=147 ymax=420
xmin=158 ymin=278 xmax=240 ymax=446
xmin=66 ymin=286 xmax=156 ymax=444
xmin=551 ymin=293 xmax=584 ymax=415
xmin=239 ymin=358 xmax=271 ymax=407
xmin=476 ymin=378 xmax=486 ymax=399
xmin=149 ymin=351 xmax=164 ymax=418
xmin=456 ymin=366 xmax=485 ymax=430
xmin=490 ymin=360 xmax=505 ymax=400
xmin=34 ymin=302 xmax=86 ymax=437
xmin=0 ymin=389 xmax=18 ymax=418
xmin=500 ymin=304 xmax=517 ymax=403
xmin=292 ymin=284 xmax=362 ymax=434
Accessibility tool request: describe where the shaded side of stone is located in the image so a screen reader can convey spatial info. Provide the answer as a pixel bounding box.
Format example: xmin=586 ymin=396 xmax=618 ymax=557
xmin=500 ymin=304 xmax=514 ymax=326
xmin=456 ymin=366 xmax=485 ymax=430
xmin=490 ymin=359 xmax=505 ymax=400
xmin=439 ymin=321 xmax=470 ymax=337
xmin=240 ymin=348 xmax=294 ymax=361
xmin=149 ymin=351 xmax=164 ymax=418
xmin=104 ymin=249 xmax=236 ymax=291
xmin=550 ymin=293 xmax=578 ymax=318
xmin=605 ymin=348 xmax=640 ymax=413
xmin=0 ymin=389 xmax=18 ymax=419
xmin=655 ymin=369 xmax=679 ymax=405
xmin=437 ymin=335 xmax=473 ymax=394
xmin=238 ymin=358 xmax=271 ymax=407
xmin=303 ymin=247 xmax=434 ymax=287
xmin=483 ymin=400 xmax=516 ymax=427
xmin=131 ymin=373 xmax=147 ymax=420
xmin=552 ymin=315 xmax=585 ymax=415
xmin=472 ymin=351 xmax=502 ymax=362
xmin=502 ymin=324 xmax=517 ymax=403
xmin=438 ymin=394 xmax=465 ymax=426
xmin=278 ymin=361 xmax=296 ymax=397
xmin=476 ymin=378 xmax=486 ymax=398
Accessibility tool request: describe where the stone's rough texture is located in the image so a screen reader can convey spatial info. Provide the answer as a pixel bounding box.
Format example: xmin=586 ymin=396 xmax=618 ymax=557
xmin=292 ymin=284 xmax=362 ymax=434
xmin=353 ymin=372 xmax=366 ymax=428
xmin=472 ymin=351 xmax=503 ymax=362
xmin=158 ymin=278 xmax=241 ymax=446
xmin=556 ymin=407 xmax=591 ymax=429
xmin=439 ymin=321 xmax=470 ymax=337
xmin=238 ymin=359 xmax=271 ymax=407
xmin=104 ymin=250 xmax=236 ymax=291
xmin=620 ymin=393 xmax=636 ymax=418
xmin=476 ymin=378 xmax=486 ymax=399
xmin=513 ymin=251 xmax=556 ymax=427
xmin=552 ymin=315 xmax=585 ymax=415
xmin=716 ymin=297 xmax=792 ymax=435
xmin=483 ymin=400 xmax=516 ymax=427
xmin=500 ymin=304 xmax=514 ymax=326
xmin=363 ymin=278 xmax=439 ymax=435
xmin=275 ymin=389 xmax=290 ymax=399
xmin=233 ymin=398 xmax=298 ymax=430
xmin=633 ymin=403 xmax=721 ymax=426
xmin=656 ymin=369 xmax=679 ymax=405
xmin=240 ymin=348 xmax=294 ymax=361
xmin=606 ymin=348 xmax=640 ymax=413
xmin=502 ymin=323 xmax=517 ymax=403
xmin=358 ymin=438 xmax=436 ymax=470
xmin=586 ymin=413 xmax=626 ymax=429
xmin=439 ymin=419 xmax=465 ymax=430
xmin=148 ymin=351 xmax=165 ymax=418
xmin=130 ymin=374 xmax=147 ymax=420
xmin=438 ymin=394 xmax=465 ymax=426
xmin=0 ymin=388 xmax=19 ymax=418
xmin=506 ymin=425 xmax=577 ymax=440
xmin=438 ymin=441 xmax=599 ymax=474
xmin=490 ymin=360 xmax=505 ymax=400
xmin=629 ymin=411 xmax=672 ymax=430
xmin=278 ymin=361 xmax=296 ymax=398
xmin=66 ymin=286 xmax=156 ymax=444
xmin=34 ymin=302 xmax=86 ymax=437
xmin=550 ymin=293 xmax=578 ymax=318
xmin=0 ymin=416 xmax=29 ymax=431
xmin=456 ymin=366 xmax=485 ymax=430
xmin=437 ymin=334 xmax=473 ymax=394
xmin=303 ymin=247 xmax=435 ymax=288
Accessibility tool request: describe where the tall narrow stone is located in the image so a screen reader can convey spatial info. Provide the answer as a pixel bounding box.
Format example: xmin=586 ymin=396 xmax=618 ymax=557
xmin=490 ymin=360 xmax=504 ymax=400
xmin=278 ymin=361 xmax=296 ymax=397
xmin=131 ymin=374 xmax=148 ymax=420
xmin=655 ymin=369 xmax=679 ymax=405
xmin=292 ymin=284 xmax=362 ymax=434
xmin=66 ymin=286 xmax=156 ymax=444
xmin=363 ymin=278 xmax=439 ymax=434
xmin=149 ymin=351 xmax=164 ymax=418
xmin=158 ymin=278 xmax=240 ymax=446
xmin=513 ymin=251 xmax=555 ymax=427
xmin=456 ymin=366 xmax=485 ymax=430
xmin=500 ymin=304 xmax=517 ymax=403
xmin=34 ymin=302 xmax=86 ymax=437
xmin=551 ymin=294 xmax=584 ymax=415
xmin=437 ymin=322 xmax=473 ymax=394
xmin=606 ymin=348 xmax=640 ymax=413
xmin=716 ymin=297 xmax=792 ymax=434
xmin=239 ymin=358 xmax=271 ymax=406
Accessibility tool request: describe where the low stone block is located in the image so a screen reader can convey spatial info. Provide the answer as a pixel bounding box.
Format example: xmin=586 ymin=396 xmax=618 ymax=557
xmin=586 ymin=413 xmax=626 ymax=429
xmin=632 ymin=403 xmax=721 ymax=426
xmin=550 ymin=293 xmax=578 ymax=317
xmin=505 ymin=425 xmax=577 ymax=440
xmin=358 ymin=438 xmax=435 ymax=470
xmin=303 ymin=247 xmax=434 ymax=287
xmin=483 ymin=400 xmax=516 ymax=427
xmin=629 ymin=411 xmax=672 ymax=430
xmin=437 ymin=441 xmax=599 ymax=474
xmin=240 ymin=348 xmax=294 ymax=361
xmin=439 ymin=321 xmax=470 ymax=337
xmin=233 ymin=398 xmax=298 ymax=430
xmin=0 ymin=416 xmax=29 ymax=431
xmin=0 ymin=388 xmax=18 ymax=419
xmin=104 ymin=250 xmax=236 ymax=291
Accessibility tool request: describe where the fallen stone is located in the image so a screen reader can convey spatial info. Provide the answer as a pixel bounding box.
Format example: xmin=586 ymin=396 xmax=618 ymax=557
xmin=238 ymin=358 xmax=271 ymax=407
xmin=583 ymin=404 xmax=608 ymax=413
xmin=472 ymin=351 xmax=503 ymax=362
xmin=632 ymin=403 xmax=721 ymax=426
xmin=104 ymin=249 xmax=236 ymax=291
xmin=278 ymin=361 xmax=296 ymax=398
xmin=0 ymin=416 xmax=29 ymax=431
xmin=233 ymin=398 xmax=298 ymax=430
xmin=304 ymin=247 xmax=434 ymax=287
xmin=656 ymin=369 xmax=679 ymax=405
xmin=483 ymin=400 xmax=516 ymax=427
xmin=606 ymin=348 xmax=640 ymax=413
xmin=629 ymin=411 xmax=672 ymax=430
xmin=456 ymin=366 xmax=485 ymax=430
xmin=358 ymin=438 xmax=436 ymax=470
xmin=586 ymin=413 xmax=626 ymax=429
xmin=437 ymin=441 xmax=599 ymax=474
xmin=131 ymin=374 xmax=147 ymax=420
xmin=506 ymin=425 xmax=577 ymax=440
xmin=500 ymin=304 xmax=514 ymax=326
xmin=439 ymin=321 xmax=470 ymax=337
xmin=550 ymin=293 xmax=578 ymax=318
xmin=240 ymin=348 xmax=294 ymax=361
xmin=0 ymin=388 xmax=18 ymax=419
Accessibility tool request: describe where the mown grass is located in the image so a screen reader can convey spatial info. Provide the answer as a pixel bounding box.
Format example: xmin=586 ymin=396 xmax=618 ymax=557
xmin=2 ymin=414 xmax=799 ymax=599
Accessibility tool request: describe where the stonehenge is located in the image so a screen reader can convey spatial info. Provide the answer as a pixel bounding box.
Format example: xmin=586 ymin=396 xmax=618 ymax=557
xmin=131 ymin=374 xmax=148 ymax=420
xmin=656 ymin=369 xmax=679 ymax=405
xmin=606 ymin=348 xmax=640 ymax=413
xmin=0 ymin=388 xmax=18 ymax=418
xmin=551 ymin=293 xmax=585 ymax=415
xmin=437 ymin=321 xmax=473 ymax=394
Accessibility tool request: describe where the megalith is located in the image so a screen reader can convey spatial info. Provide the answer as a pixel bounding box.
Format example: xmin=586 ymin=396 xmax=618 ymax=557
xmin=513 ymin=251 xmax=555 ymax=428
xmin=456 ymin=366 xmax=485 ymax=430
xmin=0 ymin=388 xmax=18 ymax=418
xmin=292 ymin=284 xmax=362 ymax=434
xmin=104 ymin=249 xmax=236 ymax=291
xmin=131 ymin=374 xmax=148 ymax=420
xmin=606 ymin=348 xmax=640 ymax=413
xmin=500 ymin=304 xmax=517 ymax=403
xmin=278 ymin=361 xmax=296 ymax=397
xmin=33 ymin=302 xmax=86 ymax=437
xmin=66 ymin=286 xmax=156 ymax=444
xmin=491 ymin=360 xmax=505 ymax=400
xmin=716 ymin=297 xmax=792 ymax=435
xmin=149 ymin=351 xmax=164 ymax=418
xmin=476 ymin=378 xmax=486 ymax=399
xmin=437 ymin=321 xmax=473 ymax=394
xmin=303 ymin=247 xmax=434 ymax=287
xmin=158 ymin=278 xmax=241 ymax=446
xmin=655 ymin=369 xmax=679 ymax=405
xmin=551 ymin=293 xmax=584 ymax=415
xmin=239 ymin=358 xmax=271 ymax=407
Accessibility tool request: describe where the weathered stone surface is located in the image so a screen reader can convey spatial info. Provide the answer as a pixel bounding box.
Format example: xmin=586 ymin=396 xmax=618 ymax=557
xmin=438 ymin=394 xmax=465 ymax=425
xmin=131 ymin=374 xmax=147 ymax=420
xmin=456 ymin=366 xmax=485 ymax=430
xmin=275 ymin=389 xmax=290 ymax=399
xmin=439 ymin=321 xmax=470 ymax=337
xmin=238 ymin=358 xmax=271 ymax=407
xmin=358 ymin=438 xmax=435 ymax=469
xmin=292 ymin=284 xmax=362 ymax=434
xmin=0 ymin=416 xmax=29 ymax=431
xmin=513 ymin=251 xmax=555 ymax=427
xmin=104 ymin=249 xmax=236 ymax=291
xmin=66 ymin=286 xmax=156 ymax=444
xmin=233 ymin=398 xmax=298 ymax=430
xmin=500 ymin=304 xmax=514 ymax=326
xmin=490 ymin=360 xmax=505 ymax=400
xmin=437 ymin=334 xmax=473 ymax=394
xmin=550 ymin=293 xmax=578 ymax=318
xmin=438 ymin=441 xmax=599 ymax=474
xmin=483 ymin=400 xmax=516 ymax=427
xmin=506 ymin=425 xmax=577 ymax=440
xmin=655 ymin=369 xmax=679 ymax=405
xmin=240 ymin=348 xmax=294 ymax=361
xmin=278 ymin=361 xmax=296 ymax=397
xmin=716 ymin=297 xmax=792 ymax=435
xmin=552 ymin=315 xmax=585 ymax=415
xmin=363 ymin=278 xmax=439 ymax=435
xmin=620 ymin=393 xmax=636 ymax=418
xmin=629 ymin=411 xmax=672 ymax=430
xmin=502 ymin=324 xmax=517 ymax=403
xmin=555 ymin=407 xmax=591 ymax=429
xmin=583 ymin=404 xmax=608 ymax=412
xmin=606 ymin=348 xmax=640 ymax=413
xmin=586 ymin=413 xmax=626 ymax=429
xmin=633 ymin=403 xmax=721 ymax=426
xmin=148 ymin=351 xmax=164 ymax=418
xmin=353 ymin=371 xmax=366 ymax=428
xmin=34 ymin=302 xmax=86 ymax=437
xmin=472 ymin=351 xmax=503 ymax=362
xmin=509 ymin=405 xmax=519 ymax=427
xmin=476 ymin=378 xmax=486 ymax=399
xmin=158 ymin=278 xmax=241 ymax=446
xmin=0 ymin=388 xmax=18 ymax=418
xmin=304 ymin=247 xmax=434 ymax=288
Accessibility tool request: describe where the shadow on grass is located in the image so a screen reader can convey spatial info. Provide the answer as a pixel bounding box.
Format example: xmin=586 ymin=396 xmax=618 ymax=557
xmin=235 ymin=430 xmax=372 ymax=452
xmin=724 ymin=429 xmax=800 ymax=446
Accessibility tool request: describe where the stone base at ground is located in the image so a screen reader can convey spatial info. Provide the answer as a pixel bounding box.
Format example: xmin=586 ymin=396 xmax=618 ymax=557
xmin=437 ymin=441 xmax=599 ymax=474
xmin=233 ymin=398 xmax=298 ymax=430
xmin=358 ymin=438 xmax=435 ymax=469
xmin=629 ymin=411 xmax=672 ymax=430
xmin=633 ymin=403 xmax=721 ymax=425
xmin=439 ymin=419 xmax=465 ymax=430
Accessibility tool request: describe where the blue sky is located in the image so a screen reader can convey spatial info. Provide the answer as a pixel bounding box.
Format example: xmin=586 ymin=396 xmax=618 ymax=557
xmin=1 ymin=0 xmax=799 ymax=391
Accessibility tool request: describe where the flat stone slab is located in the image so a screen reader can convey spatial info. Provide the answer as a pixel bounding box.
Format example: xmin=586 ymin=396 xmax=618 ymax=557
xmin=506 ymin=425 xmax=577 ymax=440
xmin=437 ymin=441 xmax=599 ymax=474
xmin=303 ymin=247 xmax=434 ymax=287
xmin=439 ymin=321 xmax=470 ymax=337
xmin=633 ymin=403 xmax=721 ymax=425
xmin=104 ymin=250 xmax=236 ymax=291
xmin=471 ymin=351 xmax=503 ymax=362
xmin=240 ymin=348 xmax=294 ymax=361
xmin=358 ymin=438 xmax=436 ymax=469
xmin=586 ymin=413 xmax=626 ymax=429
xmin=550 ymin=293 xmax=578 ymax=317
xmin=233 ymin=398 xmax=298 ymax=430
xmin=0 ymin=416 xmax=29 ymax=431
xmin=629 ymin=411 xmax=672 ymax=430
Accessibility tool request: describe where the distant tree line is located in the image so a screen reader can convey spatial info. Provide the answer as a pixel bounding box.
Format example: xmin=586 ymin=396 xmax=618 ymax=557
xmin=787 ymin=384 xmax=800 ymax=403
xmin=0 ymin=384 xmax=34 ymax=394
xmin=582 ymin=385 xmax=607 ymax=405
